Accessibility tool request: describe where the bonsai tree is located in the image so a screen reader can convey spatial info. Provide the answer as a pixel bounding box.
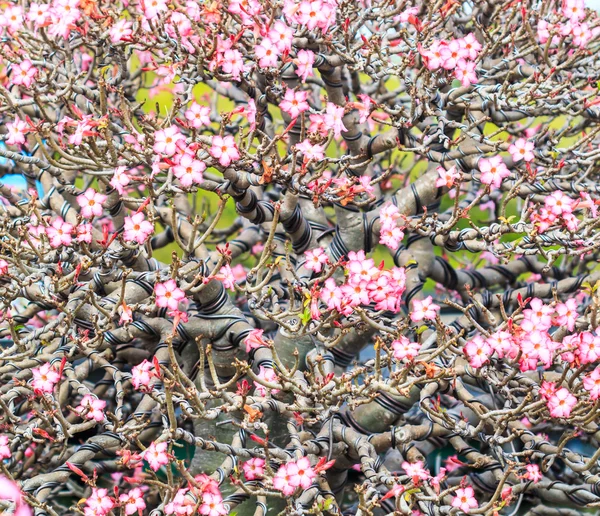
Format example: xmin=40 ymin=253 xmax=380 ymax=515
xmin=0 ymin=0 xmax=599 ymax=514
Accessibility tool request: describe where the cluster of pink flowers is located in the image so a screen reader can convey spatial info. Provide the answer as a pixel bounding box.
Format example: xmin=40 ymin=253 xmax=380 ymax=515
xmin=463 ymin=298 xmax=581 ymax=372
xmin=537 ymin=0 xmax=597 ymax=49
xmin=165 ymin=475 xmax=226 ymax=516
xmin=283 ymin=0 xmax=338 ymax=32
xmin=318 ymin=250 xmax=407 ymax=315
xmin=420 ymin=33 xmax=481 ymax=86
xmin=273 ymin=457 xmax=316 ymax=495
xmin=540 ymin=384 xmax=578 ymax=419
xmin=84 ymin=487 xmax=115 ymax=516
xmin=531 ymin=190 xmax=579 ymax=234
xmin=379 ymin=203 xmax=405 ymax=250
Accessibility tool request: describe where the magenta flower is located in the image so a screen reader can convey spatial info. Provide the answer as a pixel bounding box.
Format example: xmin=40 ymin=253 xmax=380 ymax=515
xmin=0 ymin=435 xmax=11 ymax=460
xmin=244 ymin=329 xmax=267 ymax=353
xmin=12 ymin=60 xmax=38 ymax=88
xmin=153 ymin=126 xmax=185 ymax=157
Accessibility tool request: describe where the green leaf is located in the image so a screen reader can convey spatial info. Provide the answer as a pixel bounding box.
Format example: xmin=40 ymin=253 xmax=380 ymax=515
xmin=301 ymin=307 xmax=311 ymax=326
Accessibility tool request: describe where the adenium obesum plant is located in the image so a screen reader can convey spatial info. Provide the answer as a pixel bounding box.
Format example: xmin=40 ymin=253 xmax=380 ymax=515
xmin=1 ymin=0 xmax=600 ymax=514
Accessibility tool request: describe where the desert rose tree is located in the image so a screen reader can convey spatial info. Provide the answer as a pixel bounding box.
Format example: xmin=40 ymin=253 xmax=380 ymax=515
xmin=0 ymin=0 xmax=600 ymax=514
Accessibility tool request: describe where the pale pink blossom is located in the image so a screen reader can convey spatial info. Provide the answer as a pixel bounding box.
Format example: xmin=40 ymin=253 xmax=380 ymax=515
xmin=155 ymin=279 xmax=186 ymax=310
xmin=280 ymin=88 xmax=310 ymax=119
xmin=479 ymin=155 xmax=510 ymax=188
xmin=304 ymin=247 xmax=329 ymax=273
xmin=244 ymin=329 xmax=267 ymax=353
xmin=210 ymin=135 xmax=240 ymax=167
xmin=153 ymin=126 xmax=185 ymax=157
xmin=392 ymin=336 xmax=421 ymax=362
xmin=123 ymin=212 xmax=154 ymax=244
xmin=452 ymin=486 xmax=478 ymax=513
xmin=142 ymin=441 xmax=170 ymax=471
xmin=185 ymin=102 xmax=211 ymax=128
xmin=47 ymin=218 xmax=73 ymax=248
xmin=547 ymin=387 xmax=577 ymax=418
xmin=131 ymin=360 xmax=155 ymax=390
xmin=76 ymin=395 xmax=106 ymax=422
xmin=410 ymin=296 xmax=440 ymax=322
xmin=77 ymin=188 xmax=106 ymax=218
xmin=119 ymin=487 xmax=146 ymax=516
xmin=509 ymin=138 xmax=535 ymax=162
xmin=243 ymin=457 xmax=265 ymax=480
xmin=12 ymin=60 xmax=37 ymax=88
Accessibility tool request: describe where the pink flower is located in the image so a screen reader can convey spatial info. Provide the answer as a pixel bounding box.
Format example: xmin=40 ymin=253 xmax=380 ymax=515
xmin=545 ymin=190 xmax=574 ymax=216
xmin=110 ymin=166 xmax=131 ymax=195
xmin=243 ymin=458 xmax=265 ymax=480
xmin=554 ymin=298 xmax=578 ymax=332
xmin=199 ymin=493 xmax=227 ymax=516
xmin=255 ymin=38 xmax=279 ymax=68
xmin=410 ymin=296 xmax=440 ymax=322
xmin=0 ymin=476 xmax=31 ymax=516
xmin=295 ymin=49 xmax=315 ymax=82
xmin=77 ymin=188 xmax=106 ymax=218
xmin=296 ymin=139 xmax=325 ymax=163
xmin=85 ymin=488 xmax=115 ymax=516
xmin=76 ymin=223 xmax=93 ymax=244
xmin=0 ymin=259 xmax=9 ymax=275
xmin=173 ymin=153 xmax=206 ymax=187
xmin=12 ymin=60 xmax=37 ymax=88
xmin=244 ymin=329 xmax=267 ymax=353
xmin=215 ymin=264 xmax=236 ymax=291
xmin=185 ymin=102 xmax=211 ymax=128
xmin=268 ymin=20 xmax=293 ymax=52
xmin=46 ymin=217 xmax=73 ymax=248
xmin=451 ymin=486 xmax=478 ymax=513
xmin=164 ymin=488 xmax=195 ymax=515
xmin=455 ymin=59 xmax=477 ymax=86
xmin=6 ymin=117 xmax=28 ymax=146
xmin=77 ymin=395 xmax=106 ymax=422
xmin=109 ymin=18 xmax=133 ymax=43
xmin=155 ymin=279 xmax=186 ymax=310
xmin=119 ymin=487 xmax=146 ymax=515
xmin=31 ymin=362 xmax=60 ymax=393
xmin=123 ymin=212 xmax=154 ymax=244
xmin=509 ymin=138 xmax=535 ymax=163
xmin=304 ymin=247 xmax=329 ymax=273
xmin=323 ymin=102 xmax=347 ymax=138
xmin=402 ymin=461 xmax=430 ymax=485
xmin=539 ymin=380 xmax=557 ymax=400
xmin=583 ymin=367 xmax=600 ymax=400
xmin=479 ymin=155 xmax=510 ymax=188
xmin=0 ymin=435 xmax=11 ymax=460
xmin=288 ymin=457 xmax=317 ymax=489
xmin=280 ymin=88 xmax=309 ymax=119
xmin=392 ymin=336 xmax=421 ymax=362
xmin=273 ymin=464 xmax=296 ymax=495
xmin=464 ymin=335 xmax=492 ymax=368
xmin=220 ymin=49 xmax=245 ymax=80
xmin=153 ymin=126 xmax=184 ymax=157
xmin=436 ymin=165 xmax=460 ymax=188
xmin=210 ymin=135 xmax=240 ymax=167
xmin=253 ymin=366 xmax=280 ymax=397
xmin=523 ymin=464 xmax=542 ymax=483
xmin=547 ymin=387 xmax=577 ymax=418
xmin=142 ymin=441 xmax=170 ymax=471
xmin=563 ymin=0 xmax=585 ymax=22
xmin=131 ymin=360 xmax=155 ymax=391
xmin=461 ymin=33 xmax=482 ymax=60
